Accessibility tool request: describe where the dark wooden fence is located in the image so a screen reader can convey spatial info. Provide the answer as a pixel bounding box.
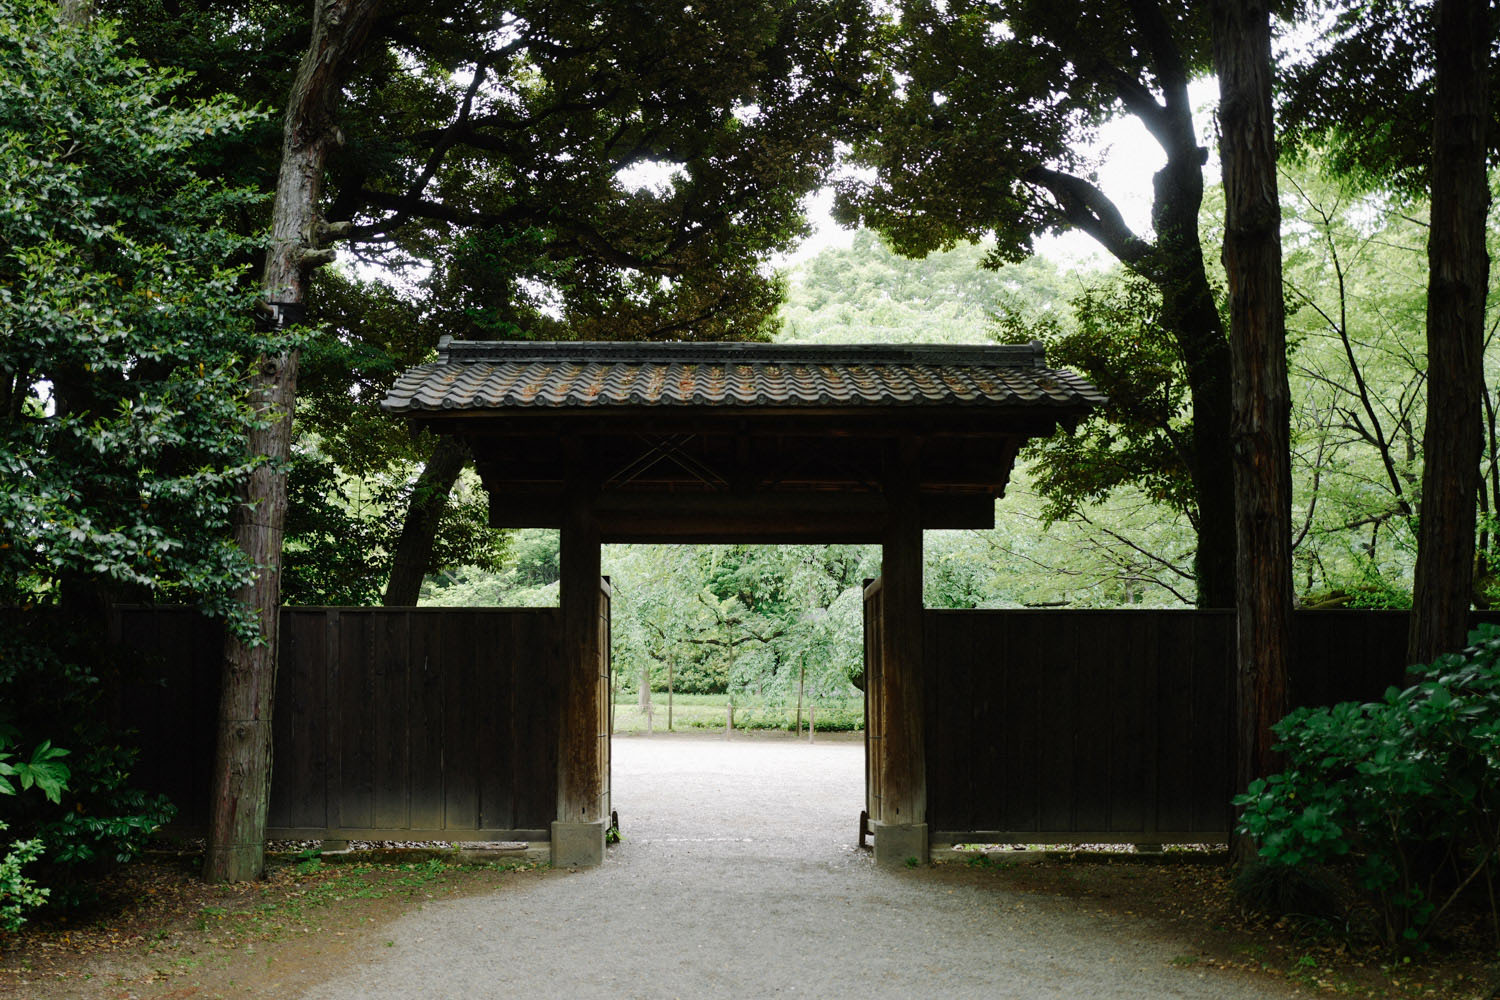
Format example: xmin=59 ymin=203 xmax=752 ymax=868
xmin=110 ymin=602 xmax=1500 ymax=848
xmin=117 ymin=606 xmax=562 ymax=842
xmin=921 ymin=608 xmax=1500 ymax=846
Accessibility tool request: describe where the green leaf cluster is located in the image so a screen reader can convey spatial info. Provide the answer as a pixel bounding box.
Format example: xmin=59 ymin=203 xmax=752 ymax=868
xmin=0 ymin=731 xmax=70 ymax=805
xmin=0 ymin=729 xmax=68 ymax=932
xmin=0 ymin=1 xmax=277 ymax=624
xmin=0 ymin=821 xmax=46 ymax=933
xmin=1022 ymin=273 xmax=1198 ymax=523
xmin=1235 ymin=624 xmax=1500 ymax=948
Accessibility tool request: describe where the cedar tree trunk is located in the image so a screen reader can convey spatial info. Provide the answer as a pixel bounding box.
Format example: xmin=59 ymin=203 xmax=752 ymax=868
xmin=382 ymin=436 xmax=468 ymax=606
xmin=1408 ymin=0 xmax=1491 ymax=667
xmin=205 ymin=0 xmax=383 ymax=883
xmin=1211 ymin=0 xmax=1293 ymax=865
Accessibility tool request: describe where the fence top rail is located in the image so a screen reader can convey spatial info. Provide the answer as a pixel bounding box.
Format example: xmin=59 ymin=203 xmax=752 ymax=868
xmin=922 ymin=607 xmax=1234 ymax=617
xmin=922 ymin=607 xmax=1500 ymax=620
xmin=110 ymin=604 xmax=561 ymax=615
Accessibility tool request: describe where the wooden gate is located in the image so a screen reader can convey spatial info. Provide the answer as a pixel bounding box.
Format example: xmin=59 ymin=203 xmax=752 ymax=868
xmin=598 ymin=577 xmax=613 ymax=827
xmin=861 ymin=577 xmax=885 ymax=837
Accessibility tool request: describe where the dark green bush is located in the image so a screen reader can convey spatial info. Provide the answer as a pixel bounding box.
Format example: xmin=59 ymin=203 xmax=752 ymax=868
xmin=1235 ymin=624 xmax=1500 ymax=948
xmin=29 ymin=734 xmax=175 ymax=909
xmin=0 ymin=630 xmax=176 ymax=912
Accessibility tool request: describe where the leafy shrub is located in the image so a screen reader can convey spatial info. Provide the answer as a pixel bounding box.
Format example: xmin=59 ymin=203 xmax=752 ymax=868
xmin=0 ymin=631 xmax=176 ymax=912
xmin=0 ymin=731 xmax=69 ymax=931
xmin=682 ymin=697 xmax=864 ymax=732
xmin=1235 ymin=625 xmax=1500 ymax=948
xmin=0 ymin=822 xmax=47 ymax=932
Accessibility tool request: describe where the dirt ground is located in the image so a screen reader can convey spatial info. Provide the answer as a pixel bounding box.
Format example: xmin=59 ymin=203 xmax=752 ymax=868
xmin=2 ymin=732 xmax=1499 ymax=999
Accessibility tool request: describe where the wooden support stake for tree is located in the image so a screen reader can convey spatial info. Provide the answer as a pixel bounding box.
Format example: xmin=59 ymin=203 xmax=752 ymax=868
xmin=797 ymin=659 xmax=805 ymax=736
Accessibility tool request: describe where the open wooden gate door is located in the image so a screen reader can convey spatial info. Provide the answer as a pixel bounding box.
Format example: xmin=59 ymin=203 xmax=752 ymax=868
xmin=861 ymin=576 xmax=885 ymax=846
xmin=599 ymin=577 xmax=614 ymax=836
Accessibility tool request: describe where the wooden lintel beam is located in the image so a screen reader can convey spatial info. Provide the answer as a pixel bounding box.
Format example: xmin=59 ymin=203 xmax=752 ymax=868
xmin=419 ymin=410 xmax=1070 ymax=440
xmin=488 ymin=491 xmax=996 ymax=536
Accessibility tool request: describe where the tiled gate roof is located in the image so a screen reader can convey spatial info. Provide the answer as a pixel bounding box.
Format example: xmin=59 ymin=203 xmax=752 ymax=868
xmin=381 ymin=339 xmax=1105 ymax=413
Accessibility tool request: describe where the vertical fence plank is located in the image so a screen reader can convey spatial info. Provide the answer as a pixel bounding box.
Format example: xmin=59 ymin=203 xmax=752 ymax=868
xmin=973 ymin=614 xmax=1006 ymax=831
xmin=1190 ymin=612 xmax=1235 ymax=834
xmin=373 ymin=611 xmax=411 ymax=831
xmin=270 ymin=610 xmax=328 ymax=830
xmin=474 ymin=612 xmax=512 ymax=831
xmin=1118 ymin=610 xmax=1158 ymax=834
xmin=921 ymin=612 xmax=946 ymax=832
xmin=1151 ymin=612 xmax=1197 ymax=833
xmin=1006 ymin=612 xmax=1044 ymax=834
xmin=443 ymin=610 xmax=479 ymax=831
xmin=955 ymin=614 xmax=983 ymax=834
xmin=337 ymin=611 xmax=375 ymax=831
xmin=1071 ymin=614 xmax=1116 ymax=833
xmin=512 ymin=611 xmax=559 ymax=831
xmin=407 ymin=611 xmax=447 ymax=832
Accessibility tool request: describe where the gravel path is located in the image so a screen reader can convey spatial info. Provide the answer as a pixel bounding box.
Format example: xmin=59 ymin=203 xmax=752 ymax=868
xmin=302 ymin=733 xmax=1300 ymax=1000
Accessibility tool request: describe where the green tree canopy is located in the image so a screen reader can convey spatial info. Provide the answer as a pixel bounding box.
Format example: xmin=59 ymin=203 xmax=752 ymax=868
xmin=835 ymin=0 xmax=1239 ymax=607
xmin=0 ymin=2 xmax=272 ymax=622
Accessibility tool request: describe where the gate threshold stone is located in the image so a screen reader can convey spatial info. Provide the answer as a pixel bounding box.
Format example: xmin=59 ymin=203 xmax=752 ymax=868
xmin=551 ymin=819 xmax=607 ymax=867
xmin=872 ymin=821 xmax=928 ymax=867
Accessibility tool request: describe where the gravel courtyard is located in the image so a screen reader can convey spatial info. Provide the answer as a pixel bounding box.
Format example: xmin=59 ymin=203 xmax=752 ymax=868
xmin=303 ymin=733 xmax=1300 ymax=1000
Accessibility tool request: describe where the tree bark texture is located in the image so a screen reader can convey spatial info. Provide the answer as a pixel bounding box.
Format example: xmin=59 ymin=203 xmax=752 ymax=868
xmin=1408 ymin=0 xmax=1491 ymax=667
xmin=58 ymin=0 xmax=93 ymax=26
xmin=381 ymin=436 xmax=468 ymax=606
xmin=1211 ymin=0 xmax=1293 ymax=865
xmin=206 ymin=0 xmax=383 ymax=884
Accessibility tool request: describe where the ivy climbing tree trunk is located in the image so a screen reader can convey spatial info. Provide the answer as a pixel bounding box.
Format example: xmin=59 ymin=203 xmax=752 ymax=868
xmin=58 ymin=0 xmax=91 ymax=25
xmin=382 ymin=436 xmax=468 ymax=606
xmin=1408 ymin=0 xmax=1491 ymax=667
xmin=1211 ymin=0 xmax=1292 ymax=865
xmin=205 ymin=0 xmax=383 ymax=883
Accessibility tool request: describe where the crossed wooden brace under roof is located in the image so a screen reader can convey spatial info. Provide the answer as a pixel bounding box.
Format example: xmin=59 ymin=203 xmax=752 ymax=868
xmin=382 ymin=339 xmax=1104 ymax=544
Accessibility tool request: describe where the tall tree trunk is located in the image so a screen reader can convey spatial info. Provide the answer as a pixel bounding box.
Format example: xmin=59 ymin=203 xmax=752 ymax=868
xmin=205 ymin=0 xmax=383 ymax=884
xmin=1155 ymin=245 xmax=1237 ymax=609
xmin=382 ymin=436 xmax=468 ymax=606
xmin=1212 ymin=0 xmax=1293 ymax=866
xmin=1408 ymin=0 xmax=1491 ymax=667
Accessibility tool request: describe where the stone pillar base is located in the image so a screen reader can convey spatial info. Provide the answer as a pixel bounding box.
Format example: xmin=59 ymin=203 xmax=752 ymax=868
xmin=551 ymin=819 xmax=607 ymax=868
xmin=873 ymin=821 xmax=929 ymax=868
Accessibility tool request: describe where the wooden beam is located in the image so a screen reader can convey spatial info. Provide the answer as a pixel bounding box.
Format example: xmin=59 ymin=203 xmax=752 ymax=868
xmin=420 ymin=407 xmax=1078 ymax=440
xmin=874 ymin=438 xmax=928 ymax=866
xmin=489 ymin=491 xmax=997 ymax=539
xmin=555 ymin=482 xmax=606 ymax=865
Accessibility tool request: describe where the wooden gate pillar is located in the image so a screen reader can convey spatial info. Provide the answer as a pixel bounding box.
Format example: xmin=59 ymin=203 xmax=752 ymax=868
xmin=554 ymin=487 xmax=607 ymax=866
xmin=875 ymin=442 xmax=928 ymax=866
